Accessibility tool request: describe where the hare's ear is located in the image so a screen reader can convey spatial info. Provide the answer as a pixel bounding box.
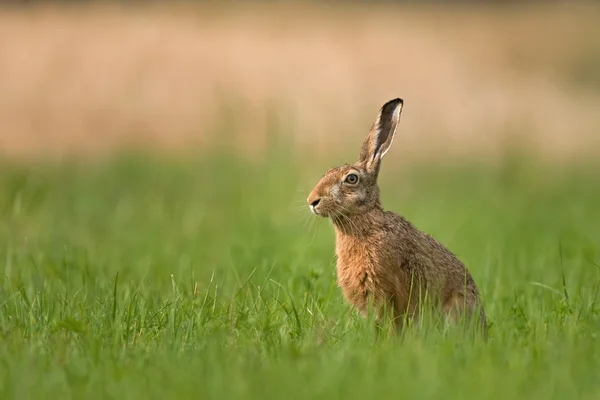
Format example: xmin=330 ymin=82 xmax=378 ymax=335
xmin=357 ymin=98 xmax=403 ymax=175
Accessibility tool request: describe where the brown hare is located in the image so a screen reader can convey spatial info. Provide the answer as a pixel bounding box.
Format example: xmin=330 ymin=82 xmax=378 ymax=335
xmin=307 ymin=98 xmax=486 ymax=334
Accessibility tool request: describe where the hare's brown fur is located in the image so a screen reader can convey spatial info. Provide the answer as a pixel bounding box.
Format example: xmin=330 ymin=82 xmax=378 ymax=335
xmin=307 ymin=98 xmax=486 ymax=332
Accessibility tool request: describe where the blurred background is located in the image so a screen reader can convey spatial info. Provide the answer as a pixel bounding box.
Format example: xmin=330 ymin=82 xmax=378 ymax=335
xmin=2 ymin=2 xmax=600 ymax=398
xmin=1 ymin=0 xmax=599 ymax=164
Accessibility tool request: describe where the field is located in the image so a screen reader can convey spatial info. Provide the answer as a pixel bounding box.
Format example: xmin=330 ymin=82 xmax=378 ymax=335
xmin=1 ymin=2 xmax=600 ymax=399
xmin=0 ymin=151 xmax=599 ymax=399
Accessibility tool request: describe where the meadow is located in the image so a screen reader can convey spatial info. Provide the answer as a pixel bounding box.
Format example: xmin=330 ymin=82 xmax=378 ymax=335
xmin=0 ymin=147 xmax=599 ymax=399
xmin=1 ymin=2 xmax=600 ymax=399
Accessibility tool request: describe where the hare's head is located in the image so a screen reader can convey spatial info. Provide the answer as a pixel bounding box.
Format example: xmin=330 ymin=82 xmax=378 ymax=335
xmin=307 ymin=98 xmax=403 ymax=218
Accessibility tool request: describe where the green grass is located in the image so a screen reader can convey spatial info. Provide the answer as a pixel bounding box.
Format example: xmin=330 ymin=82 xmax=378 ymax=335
xmin=0 ymin=150 xmax=599 ymax=399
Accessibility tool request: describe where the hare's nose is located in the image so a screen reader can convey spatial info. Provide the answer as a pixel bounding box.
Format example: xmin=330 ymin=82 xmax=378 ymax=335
xmin=310 ymin=198 xmax=320 ymax=207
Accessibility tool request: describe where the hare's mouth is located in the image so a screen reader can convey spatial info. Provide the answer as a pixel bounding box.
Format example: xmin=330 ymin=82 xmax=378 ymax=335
xmin=310 ymin=204 xmax=332 ymax=217
xmin=309 ymin=204 xmax=323 ymax=216
xmin=308 ymin=197 xmax=339 ymax=217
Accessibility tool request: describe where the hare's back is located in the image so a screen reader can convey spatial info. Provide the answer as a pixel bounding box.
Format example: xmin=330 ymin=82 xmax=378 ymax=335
xmin=384 ymin=211 xmax=473 ymax=288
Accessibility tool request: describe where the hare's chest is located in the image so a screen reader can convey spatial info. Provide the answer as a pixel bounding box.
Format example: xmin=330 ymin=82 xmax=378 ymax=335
xmin=335 ymin=239 xmax=388 ymax=313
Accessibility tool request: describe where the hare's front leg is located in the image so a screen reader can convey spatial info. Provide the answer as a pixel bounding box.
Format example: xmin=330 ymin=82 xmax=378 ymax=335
xmin=373 ymin=301 xmax=398 ymax=337
xmin=374 ymin=298 xmax=419 ymax=335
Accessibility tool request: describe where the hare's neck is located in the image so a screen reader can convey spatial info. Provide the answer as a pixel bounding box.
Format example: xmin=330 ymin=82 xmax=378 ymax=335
xmin=331 ymin=207 xmax=384 ymax=239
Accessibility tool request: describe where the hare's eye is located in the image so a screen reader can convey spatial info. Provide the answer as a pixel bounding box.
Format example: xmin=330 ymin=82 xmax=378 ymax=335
xmin=345 ymin=174 xmax=359 ymax=184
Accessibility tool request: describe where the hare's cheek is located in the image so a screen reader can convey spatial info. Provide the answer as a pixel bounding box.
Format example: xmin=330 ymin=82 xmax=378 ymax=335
xmin=344 ymin=191 xmax=364 ymax=209
xmin=330 ymin=184 xmax=341 ymax=199
xmin=354 ymin=189 xmax=367 ymax=205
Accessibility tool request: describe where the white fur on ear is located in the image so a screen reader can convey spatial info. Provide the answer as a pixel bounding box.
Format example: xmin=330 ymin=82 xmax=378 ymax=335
xmin=357 ymin=98 xmax=404 ymax=174
xmin=377 ymin=99 xmax=403 ymax=159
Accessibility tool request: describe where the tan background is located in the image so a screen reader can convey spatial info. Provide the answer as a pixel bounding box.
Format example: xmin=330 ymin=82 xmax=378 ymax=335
xmin=1 ymin=2 xmax=599 ymax=163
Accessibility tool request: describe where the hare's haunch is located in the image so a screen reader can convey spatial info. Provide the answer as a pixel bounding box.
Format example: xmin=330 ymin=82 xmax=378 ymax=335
xmin=307 ymin=98 xmax=486 ymax=332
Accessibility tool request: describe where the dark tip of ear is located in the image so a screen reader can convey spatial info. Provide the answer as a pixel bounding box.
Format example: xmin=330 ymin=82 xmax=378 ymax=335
xmin=378 ymin=98 xmax=404 ymax=128
xmin=378 ymin=99 xmax=404 ymax=122
xmin=383 ymin=98 xmax=403 ymax=109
